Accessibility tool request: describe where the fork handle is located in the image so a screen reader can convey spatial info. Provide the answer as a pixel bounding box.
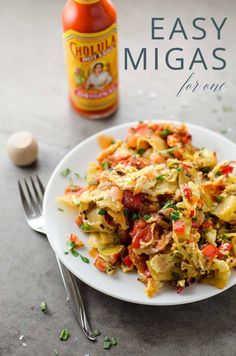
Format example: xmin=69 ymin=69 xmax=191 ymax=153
xmin=39 ymin=228 xmax=95 ymax=341
xmin=56 ymin=256 xmax=96 ymax=341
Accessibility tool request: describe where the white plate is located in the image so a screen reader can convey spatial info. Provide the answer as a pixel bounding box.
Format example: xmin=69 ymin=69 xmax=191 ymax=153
xmin=43 ymin=121 xmax=236 ymax=305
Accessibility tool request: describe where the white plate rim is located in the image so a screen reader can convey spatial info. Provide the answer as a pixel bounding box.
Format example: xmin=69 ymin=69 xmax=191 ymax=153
xmin=43 ymin=120 xmax=236 ymax=306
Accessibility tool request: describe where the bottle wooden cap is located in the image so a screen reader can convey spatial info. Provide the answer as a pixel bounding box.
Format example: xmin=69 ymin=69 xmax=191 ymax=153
xmin=7 ymin=131 xmax=38 ymax=167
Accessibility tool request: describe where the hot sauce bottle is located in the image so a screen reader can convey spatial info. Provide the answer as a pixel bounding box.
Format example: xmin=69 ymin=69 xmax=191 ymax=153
xmin=62 ymin=0 xmax=118 ymax=119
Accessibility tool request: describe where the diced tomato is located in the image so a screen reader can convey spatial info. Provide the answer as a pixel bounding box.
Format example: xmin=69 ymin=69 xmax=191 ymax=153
xmin=192 ymin=221 xmax=198 ymax=228
xmin=220 ymin=165 xmax=234 ymax=175
xmin=135 ymin=123 xmax=152 ymax=135
xmin=167 ymin=132 xmax=191 ymax=147
xmin=75 ymin=216 xmax=83 ymax=226
xmin=123 ymin=190 xmax=144 ymax=211
xmin=68 ymin=233 xmax=84 ymax=248
xmin=202 ymin=220 xmax=213 ymax=230
xmin=173 ymin=220 xmax=186 ymax=235
xmin=182 ymin=163 xmax=192 ymax=171
xmin=126 ymin=124 xmax=153 ymax=148
xmin=123 ymin=157 xmax=147 ymax=169
xmin=94 ymin=256 xmax=107 ymax=272
xmin=109 ymin=155 xmax=131 ymax=167
xmin=181 ymin=132 xmax=192 ymax=144
xmin=130 ymin=220 xmax=152 ymax=249
xmin=167 ymin=133 xmax=179 ymax=147
xmin=218 ymin=242 xmax=232 ymax=254
xmin=110 ymin=253 xmax=121 ymax=265
xmin=123 ymin=255 xmax=133 ymax=268
xmin=201 ymin=244 xmax=220 ymax=259
xmin=176 ymin=286 xmax=184 ymax=294
xmin=144 ymin=270 xmax=151 ymax=278
xmin=189 ymin=209 xmax=195 ymax=218
xmin=197 ymin=198 xmax=204 ymax=208
xmin=183 ymin=185 xmax=192 ymax=200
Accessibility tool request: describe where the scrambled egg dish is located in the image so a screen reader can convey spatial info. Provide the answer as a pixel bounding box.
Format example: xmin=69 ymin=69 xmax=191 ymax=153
xmin=59 ymin=122 xmax=236 ymax=297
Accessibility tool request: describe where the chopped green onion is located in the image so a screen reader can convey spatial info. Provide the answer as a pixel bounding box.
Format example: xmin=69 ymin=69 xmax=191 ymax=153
xmin=201 ymin=167 xmax=210 ymax=173
xmin=216 ymin=171 xmax=222 ymax=177
xmin=60 ymin=168 xmax=71 ymax=177
xmin=98 ymin=209 xmax=107 ymax=216
xmin=111 ymin=337 xmax=118 ymax=346
xmin=162 ymin=201 xmax=177 ymax=211
xmin=93 ymin=329 xmax=101 ymax=337
xmin=131 ymin=212 xmax=138 ymax=221
xmin=102 ymin=161 xmax=111 ymax=170
xmin=67 ymin=240 xmax=75 ymax=250
xmin=54 ymin=349 xmax=59 ymax=356
xmin=71 ymin=250 xmax=79 ymax=257
xmin=159 ymin=146 xmax=178 ymax=155
xmin=137 ymin=148 xmax=145 ymax=156
xmin=143 ymin=214 xmax=151 ymax=220
xmin=58 ymin=208 xmax=64 ymax=212
xmin=216 ymin=196 xmax=224 ymax=203
xmin=219 ymin=128 xmax=227 ymax=134
xmin=80 ymin=224 xmax=92 ymax=232
xmin=74 ymin=173 xmax=81 ymax=178
xmin=175 ymin=166 xmax=182 ymax=171
xmin=59 ymin=329 xmax=70 ymax=341
xmin=223 ymin=105 xmax=233 ymax=113
xmin=79 ymin=254 xmax=90 ymax=264
xmin=40 ymin=301 xmax=47 ymax=313
xmin=170 ymin=211 xmax=180 ymax=221
xmin=64 ymin=250 xmax=69 ymax=255
xmin=161 ymin=128 xmax=170 ymax=137
xmin=104 ymin=336 xmax=110 ymax=342
xmin=221 ymin=234 xmax=229 ymax=242
xmin=156 ymin=175 xmax=165 ymax=181
xmin=103 ymin=340 xmax=111 ymax=349
xmin=124 ymin=208 xmax=130 ymax=217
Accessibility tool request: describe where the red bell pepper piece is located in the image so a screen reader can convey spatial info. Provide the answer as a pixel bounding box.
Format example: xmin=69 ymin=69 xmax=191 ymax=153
xmin=218 ymin=242 xmax=232 ymax=254
xmin=173 ymin=220 xmax=186 ymax=235
xmin=220 ymin=165 xmax=234 ymax=175
xmin=183 ymin=185 xmax=192 ymax=200
xmin=123 ymin=255 xmax=133 ymax=268
xmin=201 ymin=244 xmax=220 ymax=258
xmin=94 ymin=256 xmax=107 ymax=272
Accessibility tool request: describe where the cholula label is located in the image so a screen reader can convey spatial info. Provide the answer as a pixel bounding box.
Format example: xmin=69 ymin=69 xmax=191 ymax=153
xmin=63 ymin=23 xmax=118 ymax=111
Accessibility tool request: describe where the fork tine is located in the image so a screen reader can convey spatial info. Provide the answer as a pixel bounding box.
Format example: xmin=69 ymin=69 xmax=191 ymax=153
xmin=30 ymin=176 xmax=43 ymax=210
xmin=36 ymin=174 xmax=45 ymax=196
xmin=18 ymin=180 xmax=32 ymax=216
xmin=24 ymin=178 xmax=38 ymax=212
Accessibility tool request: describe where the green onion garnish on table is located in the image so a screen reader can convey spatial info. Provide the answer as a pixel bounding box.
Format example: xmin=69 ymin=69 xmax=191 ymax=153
xmin=93 ymin=329 xmax=101 ymax=336
xmin=40 ymin=301 xmax=47 ymax=313
xmin=59 ymin=329 xmax=70 ymax=341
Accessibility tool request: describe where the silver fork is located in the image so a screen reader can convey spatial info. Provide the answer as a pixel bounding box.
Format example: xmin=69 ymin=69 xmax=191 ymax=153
xmin=18 ymin=175 xmax=96 ymax=342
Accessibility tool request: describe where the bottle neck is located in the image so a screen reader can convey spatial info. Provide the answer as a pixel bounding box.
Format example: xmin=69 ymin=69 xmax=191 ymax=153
xmin=73 ymin=0 xmax=101 ymax=4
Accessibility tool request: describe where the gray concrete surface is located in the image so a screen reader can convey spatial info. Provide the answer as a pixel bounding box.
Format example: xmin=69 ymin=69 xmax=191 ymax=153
xmin=1 ymin=0 xmax=236 ymax=355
